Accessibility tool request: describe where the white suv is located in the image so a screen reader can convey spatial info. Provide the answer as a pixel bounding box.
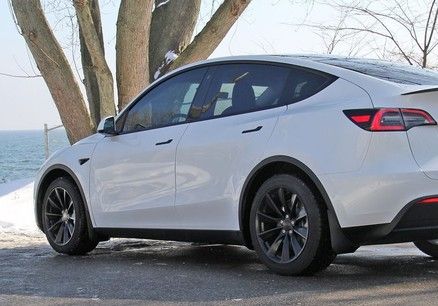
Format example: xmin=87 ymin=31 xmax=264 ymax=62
xmin=35 ymin=55 xmax=438 ymax=275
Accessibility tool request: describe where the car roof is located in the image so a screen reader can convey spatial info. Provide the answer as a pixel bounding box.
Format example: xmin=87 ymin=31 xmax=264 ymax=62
xmin=159 ymin=54 xmax=364 ymax=82
xmin=279 ymin=55 xmax=438 ymax=85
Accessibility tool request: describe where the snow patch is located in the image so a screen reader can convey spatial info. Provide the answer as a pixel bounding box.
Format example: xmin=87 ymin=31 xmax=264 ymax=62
xmin=154 ymin=50 xmax=179 ymax=80
xmin=165 ymin=50 xmax=178 ymax=62
xmin=157 ymin=0 xmax=171 ymax=9
xmin=152 ymin=0 xmax=171 ymax=12
xmin=0 ymin=179 xmax=40 ymax=235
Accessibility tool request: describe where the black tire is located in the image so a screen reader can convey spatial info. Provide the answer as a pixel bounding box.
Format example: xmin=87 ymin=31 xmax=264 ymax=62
xmin=414 ymin=240 xmax=438 ymax=258
xmin=42 ymin=177 xmax=98 ymax=255
xmin=249 ymin=174 xmax=335 ymax=276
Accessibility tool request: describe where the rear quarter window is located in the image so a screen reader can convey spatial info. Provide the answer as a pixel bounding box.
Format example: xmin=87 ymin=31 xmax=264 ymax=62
xmin=285 ymin=68 xmax=337 ymax=104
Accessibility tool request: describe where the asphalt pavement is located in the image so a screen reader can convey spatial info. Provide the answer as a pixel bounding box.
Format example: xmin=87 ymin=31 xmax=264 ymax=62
xmin=0 ymin=232 xmax=437 ymax=305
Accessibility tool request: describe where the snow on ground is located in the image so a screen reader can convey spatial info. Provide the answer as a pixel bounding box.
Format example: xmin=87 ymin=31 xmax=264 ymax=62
xmin=0 ymin=179 xmax=41 ymax=236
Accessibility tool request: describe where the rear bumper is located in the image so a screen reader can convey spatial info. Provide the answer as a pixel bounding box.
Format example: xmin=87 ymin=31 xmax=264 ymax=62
xmin=333 ymin=198 xmax=438 ymax=253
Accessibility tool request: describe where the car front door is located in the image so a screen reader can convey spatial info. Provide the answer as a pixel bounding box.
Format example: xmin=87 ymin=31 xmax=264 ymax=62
xmin=175 ymin=63 xmax=291 ymax=230
xmin=90 ymin=67 xmax=208 ymax=229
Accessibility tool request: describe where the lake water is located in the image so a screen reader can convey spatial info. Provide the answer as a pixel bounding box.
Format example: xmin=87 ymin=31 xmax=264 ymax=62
xmin=0 ymin=129 xmax=69 ymax=183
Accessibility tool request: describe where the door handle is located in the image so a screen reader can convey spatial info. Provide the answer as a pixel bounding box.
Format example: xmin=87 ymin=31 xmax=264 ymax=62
xmin=242 ymin=126 xmax=263 ymax=134
xmin=155 ymin=139 xmax=173 ymax=146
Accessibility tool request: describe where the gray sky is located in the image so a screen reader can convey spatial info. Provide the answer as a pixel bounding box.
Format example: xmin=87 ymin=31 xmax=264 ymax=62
xmin=0 ymin=0 xmax=411 ymax=130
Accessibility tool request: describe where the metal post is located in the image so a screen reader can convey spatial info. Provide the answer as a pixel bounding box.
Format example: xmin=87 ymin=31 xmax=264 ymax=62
xmin=44 ymin=123 xmax=49 ymax=160
xmin=43 ymin=124 xmax=64 ymax=160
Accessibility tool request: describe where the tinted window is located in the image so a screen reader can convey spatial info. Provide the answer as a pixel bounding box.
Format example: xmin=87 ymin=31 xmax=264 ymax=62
xmin=123 ymin=68 xmax=207 ymax=133
xmin=287 ymin=68 xmax=334 ymax=103
xmin=198 ymin=64 xmax=290 ymax=119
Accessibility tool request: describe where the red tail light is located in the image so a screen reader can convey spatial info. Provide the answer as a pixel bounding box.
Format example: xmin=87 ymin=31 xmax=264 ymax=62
xmin=419 ymin=197 xmax=438 ymax=204
xmin=344 ymin=108 xmax=436 ymax=131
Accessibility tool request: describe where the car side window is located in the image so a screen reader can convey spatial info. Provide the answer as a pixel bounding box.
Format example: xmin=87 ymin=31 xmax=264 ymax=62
xmin=286 ymin=68 xmax=335 ymax=104
xmin=122 ymin=68 xmax=207 ymax=133
xmin=199 ymin=64 xmax=290 ymax=119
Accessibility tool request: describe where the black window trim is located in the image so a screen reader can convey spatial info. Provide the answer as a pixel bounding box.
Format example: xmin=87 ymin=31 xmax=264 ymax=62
xmin=116 ymin=60 xmax=338 ymax=134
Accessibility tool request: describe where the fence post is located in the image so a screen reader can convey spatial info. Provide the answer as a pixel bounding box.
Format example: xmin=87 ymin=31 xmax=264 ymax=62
xmin=44 ymin=123 xmax=49 ymax=160
xmin=44 ymin=124 xmax=64 ymax=160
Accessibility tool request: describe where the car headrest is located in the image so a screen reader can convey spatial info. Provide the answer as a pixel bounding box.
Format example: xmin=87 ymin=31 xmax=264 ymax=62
xmin=231 ymin=79 xmax=256 ymax=113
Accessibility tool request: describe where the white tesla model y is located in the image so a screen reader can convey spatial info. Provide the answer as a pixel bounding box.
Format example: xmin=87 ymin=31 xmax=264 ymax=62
xmin=34 ymin=55 xmax=438 ymax=275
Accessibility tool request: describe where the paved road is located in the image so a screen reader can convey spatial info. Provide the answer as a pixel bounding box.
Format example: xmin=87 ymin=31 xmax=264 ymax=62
xmin=0 ymin=232 xmax=437 ymax=305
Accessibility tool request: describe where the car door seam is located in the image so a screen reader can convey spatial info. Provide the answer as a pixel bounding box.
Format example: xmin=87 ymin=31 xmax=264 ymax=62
xmin=174 ymin=124 xmax=190 ymax=209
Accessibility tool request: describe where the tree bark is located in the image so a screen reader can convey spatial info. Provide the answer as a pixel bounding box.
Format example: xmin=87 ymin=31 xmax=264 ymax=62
xmin=74 ymin=0 xmax=115 ymax=122
xmin=116 ymin=0 xmax=154 ymax=111
xmin=161 ymin=0 xmax=252 ymax=76
xmin=79 ymin=0 xmax=105 ymax=127
xmin=149 ymin=0 xmax=201 ymax=81
xmin=11 ymin=0 xmax=93 ymax=144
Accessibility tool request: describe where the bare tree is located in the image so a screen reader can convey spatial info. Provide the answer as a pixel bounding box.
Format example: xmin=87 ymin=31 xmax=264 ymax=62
xmin=306 ymin=0 xmax=438 ymax=68
xmin=308 ymin=7 xmax=366 ymax=55
xmin=11 ymin=0 xmax=94 ymax=143
xmin=10 ymin=0 xmax=252 ymax=143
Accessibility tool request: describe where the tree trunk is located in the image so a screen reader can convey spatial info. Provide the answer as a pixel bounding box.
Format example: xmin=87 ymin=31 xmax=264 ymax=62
xmin=79 ymin=0 xmax=105 ymax=127
xmin=163 ymin=0 xmax=252 ymax=75
xmin=11 ymin=0 xmax=93 ymax=144
xmin=149 ymin=0 xmax=201 ymax=81
xmin=74 ymin=0 xmax=115 ymax=122
xmin=116 ymin=0 xmax=154 ymax=111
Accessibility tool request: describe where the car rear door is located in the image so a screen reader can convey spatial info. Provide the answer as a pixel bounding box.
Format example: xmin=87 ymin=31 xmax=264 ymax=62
xmin=174 ymin=63 xmax=291 ymax=230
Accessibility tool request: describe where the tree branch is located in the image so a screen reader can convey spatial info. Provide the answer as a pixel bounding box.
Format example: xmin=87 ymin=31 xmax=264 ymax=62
xmin=425 ymin=1 xmax=438 ymax=50
xmin=149 ymin=0 xmax=201 ymax=80
xmin=74 ymin=0 xmax=115 ymax=120
xmin=160 ymin=0 xmax=252 ymax=76
xmin=78 ymin=0 xmax=105 ymax=126
xmin=116 ymin=0 xmax=154 ymax=110
xmin=0 ymin=72 xmax=41 ymax=78
xmin=11 ymin=0 xmax=93 ymax=143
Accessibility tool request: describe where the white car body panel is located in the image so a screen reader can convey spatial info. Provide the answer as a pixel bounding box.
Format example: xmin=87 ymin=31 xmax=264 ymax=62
xmin=260 ymin=78 xmax=377 ymax=227
xmin=175 ymin=107 xmax=285 ymax=230
xmin=34 ymin=55 xmax=438 ymax=239
xmin=34 ymin=133 xmax=105 ymax=227
xmin=89 ymin=125 xmax=188 ymax=229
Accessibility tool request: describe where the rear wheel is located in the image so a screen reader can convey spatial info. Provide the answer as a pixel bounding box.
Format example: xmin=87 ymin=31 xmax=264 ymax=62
xmin=249 ymin=174 xmax=335 ymax=275
xmin=42 ymin=177 xmax=98 ymax=255
xmin=414 ymin=240 xmax=438 ymax=258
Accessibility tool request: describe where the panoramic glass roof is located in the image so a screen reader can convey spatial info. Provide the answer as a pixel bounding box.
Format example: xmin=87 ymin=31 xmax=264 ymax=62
xmin=281 ymin=55 xmax=438 ymax=85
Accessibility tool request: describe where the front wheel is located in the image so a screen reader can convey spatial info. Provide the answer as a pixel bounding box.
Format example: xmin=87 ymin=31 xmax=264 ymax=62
xmin=249 ymin=174 xmax=335 ymax=275
xmin=42 ymin=177 xmax=98 ymax=255
xmin=414 ymin=240 xmax=438 ymax=258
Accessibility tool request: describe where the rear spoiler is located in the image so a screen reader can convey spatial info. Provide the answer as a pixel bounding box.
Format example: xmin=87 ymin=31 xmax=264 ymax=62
xmin=402 ymin=86 xmax=438 ymax=96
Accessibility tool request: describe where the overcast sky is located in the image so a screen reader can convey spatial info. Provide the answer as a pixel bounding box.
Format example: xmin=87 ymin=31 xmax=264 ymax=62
xmin=0 ymin=0 xmax=386 ymax=130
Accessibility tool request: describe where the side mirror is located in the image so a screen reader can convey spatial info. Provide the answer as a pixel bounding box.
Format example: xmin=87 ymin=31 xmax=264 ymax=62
xmin=97 ymin=116 xmax=117 ymax=135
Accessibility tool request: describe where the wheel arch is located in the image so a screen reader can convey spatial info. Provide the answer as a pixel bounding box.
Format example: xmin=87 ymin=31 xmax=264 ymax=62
xmin=36 ymin=164 xmax=96 ymax=241
xmin=239 ymin=155 xmax=357 ymax=253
